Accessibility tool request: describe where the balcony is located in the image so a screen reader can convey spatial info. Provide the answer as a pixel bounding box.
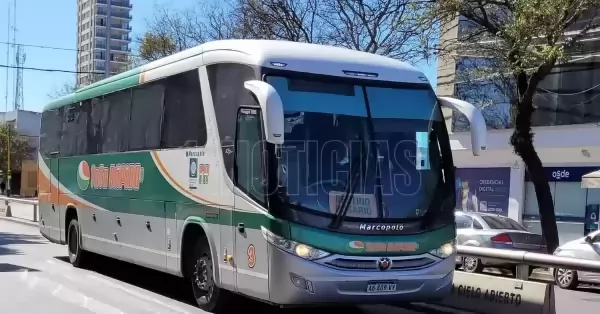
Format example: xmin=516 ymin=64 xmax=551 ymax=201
xmin=110 ymin=54 xmax=129 ymax=63
xmin=110 ymin=24 xmax=132 ymax=31
xmin=112 ymin=12 xmax=132 ymax=20
xmin=110 ymin=46 xmax=131 ymax=53
xmin=111 ymin=1 xmax=132 ymax=9
xmin=110 ymin=34 xmax=131 ymax=42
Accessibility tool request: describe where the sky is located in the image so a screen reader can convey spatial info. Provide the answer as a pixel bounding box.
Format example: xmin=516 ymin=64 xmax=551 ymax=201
xmin=0 ymin=0 xmax=438 ymax=113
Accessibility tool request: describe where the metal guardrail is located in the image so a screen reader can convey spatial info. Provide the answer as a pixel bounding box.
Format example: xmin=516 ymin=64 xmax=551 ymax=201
xmin=457 ymin=244 xmax=600 ymax=279
xmin=0 ymin=196 xmax=39 ymax=222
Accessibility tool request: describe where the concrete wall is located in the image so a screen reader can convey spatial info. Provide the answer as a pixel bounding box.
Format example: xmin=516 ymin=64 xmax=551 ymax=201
xmin=20 ymin=160 xmax=38 ymax=197
xmin=437 ymin=15 xmax=460 ymax=132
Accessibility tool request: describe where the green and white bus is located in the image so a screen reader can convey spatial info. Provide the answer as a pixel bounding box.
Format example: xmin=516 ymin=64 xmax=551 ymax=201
xmin=38 ymin=39 xmax=486 ymax=311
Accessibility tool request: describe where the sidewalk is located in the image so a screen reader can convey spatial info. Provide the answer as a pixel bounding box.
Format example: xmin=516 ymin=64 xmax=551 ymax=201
xmin=0 ymin=197 xmax=39 ymax=226
xmin=0 ymin=215 xmax=38 ymax=227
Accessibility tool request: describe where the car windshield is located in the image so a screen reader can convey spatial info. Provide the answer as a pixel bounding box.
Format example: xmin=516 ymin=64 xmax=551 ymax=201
xmin=267 ymin=76 xmax=447 ymax=220
xmin=481 ymin=216 xmax=526 ymax=231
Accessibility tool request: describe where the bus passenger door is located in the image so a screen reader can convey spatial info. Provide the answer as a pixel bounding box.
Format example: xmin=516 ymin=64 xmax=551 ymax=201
xmin=233 ymin=108 xmax=270 ymax=300
xmin=48 ymin=156 xmax=62 ymax=241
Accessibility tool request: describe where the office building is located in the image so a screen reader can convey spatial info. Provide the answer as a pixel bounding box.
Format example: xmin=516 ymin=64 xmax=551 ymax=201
xmin=76 ymin=0 xmax=132 ymax=87
xmin=439 ymin=12 xmax=600 ymax=244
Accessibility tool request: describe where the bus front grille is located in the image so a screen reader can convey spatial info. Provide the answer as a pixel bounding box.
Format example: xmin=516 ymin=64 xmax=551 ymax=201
xmin=325 ymin=256 xmax=435 ymax=271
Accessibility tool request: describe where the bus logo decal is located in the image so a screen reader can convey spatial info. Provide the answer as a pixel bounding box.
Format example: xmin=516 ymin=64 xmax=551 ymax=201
xmin=346 ymin=241 xmax=365 ymax=253
xmin=77 ymin=161 xmax=91 ymax=191
xmin=376 ymin=258 xmax=392 ymax=271
xmin=82 ymin=162 xmax=145 ymax=191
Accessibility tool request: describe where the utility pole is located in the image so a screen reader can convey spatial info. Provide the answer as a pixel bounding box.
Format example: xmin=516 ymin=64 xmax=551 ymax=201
xmin=3 ymin=5 xmax=10 ymax=195
xmin=4 ymin=5 xmax=9 ymax=114
xmin=6 ymin=0 xmax=18 ymax=196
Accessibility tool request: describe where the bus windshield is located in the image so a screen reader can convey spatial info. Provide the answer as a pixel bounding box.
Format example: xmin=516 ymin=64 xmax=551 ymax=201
xmin=267 ymin=76 xmax=449 ymax=221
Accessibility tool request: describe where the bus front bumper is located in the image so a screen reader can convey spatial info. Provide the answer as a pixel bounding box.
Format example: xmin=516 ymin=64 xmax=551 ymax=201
xmin=268 ymin=247 xmax=455 ymax=306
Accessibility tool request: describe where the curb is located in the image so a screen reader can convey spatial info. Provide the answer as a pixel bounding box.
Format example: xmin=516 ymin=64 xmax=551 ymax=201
xmin=0 ymin=216 xmax=38 ymax=227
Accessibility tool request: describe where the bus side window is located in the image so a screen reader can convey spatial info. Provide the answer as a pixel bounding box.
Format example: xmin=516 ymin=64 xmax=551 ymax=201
xmin=234 ymin=108 xmax=267 ymax=205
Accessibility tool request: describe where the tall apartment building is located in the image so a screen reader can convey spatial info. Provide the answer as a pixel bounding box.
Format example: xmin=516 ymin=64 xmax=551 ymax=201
xmin=439 ymin=12 xmax=600 ymax=245
xmin=76 ymin=0 xmax=132 ymax=87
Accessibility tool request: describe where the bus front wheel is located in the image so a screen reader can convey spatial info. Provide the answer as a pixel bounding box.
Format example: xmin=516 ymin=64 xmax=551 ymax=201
xmin=67 ymin=218 xmax=88 ymax=268
xmin=189 ymin=238 xmax=230 ymax=312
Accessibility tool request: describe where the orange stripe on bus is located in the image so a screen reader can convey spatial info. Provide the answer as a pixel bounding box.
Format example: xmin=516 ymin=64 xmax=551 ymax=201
xmin=37 ymin=168 xmax=88 ymax=209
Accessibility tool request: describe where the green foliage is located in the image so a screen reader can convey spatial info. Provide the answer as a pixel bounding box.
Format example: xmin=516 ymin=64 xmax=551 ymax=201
xmin=139 ymin=32 xmax=178 ymax=61
xmin=0 ymin=124 xmax=31 ymax=175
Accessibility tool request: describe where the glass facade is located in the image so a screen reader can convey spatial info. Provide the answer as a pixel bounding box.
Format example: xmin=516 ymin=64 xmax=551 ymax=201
xmin=452 ymin=14 xmax=600 ymax=132
xmin=522 ymin=167 xmax=600 ymax=245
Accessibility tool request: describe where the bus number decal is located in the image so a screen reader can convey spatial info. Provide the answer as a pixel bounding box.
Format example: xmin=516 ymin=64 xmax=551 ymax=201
xmin=247 ymin=244 xmax=256 ymax=268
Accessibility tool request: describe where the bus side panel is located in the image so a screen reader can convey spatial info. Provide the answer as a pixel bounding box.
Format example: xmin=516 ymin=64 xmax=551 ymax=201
xmin=233 ymin=194 xmax=270 ymax=301
xmin=166 ymin=201 xmax=179 ymax=273
xmin=79 ymin=196 xmax=112 ymax=257
xmin=46 ymin=157 xmax=61 ymax=242
xmin=38 ymin=157 xmax=55 ymax=241
xmin=118 ymin=199 xmax=167 ymax=271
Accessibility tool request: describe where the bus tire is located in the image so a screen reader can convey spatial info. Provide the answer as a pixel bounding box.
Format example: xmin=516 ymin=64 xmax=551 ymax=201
xmin=189 ymin=238 xmax=230 ymax=312
xmin=67 ymin=218 xmax=88 ymax=268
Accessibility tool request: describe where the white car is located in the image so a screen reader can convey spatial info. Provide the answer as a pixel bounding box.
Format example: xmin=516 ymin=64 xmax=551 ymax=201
xmin=553 ymin=230 xmax=600 ymax=289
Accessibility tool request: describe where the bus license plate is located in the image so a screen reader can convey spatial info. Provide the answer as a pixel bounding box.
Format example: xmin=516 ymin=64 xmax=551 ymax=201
xmin=366 ymin=283 xmax=397 ymax=293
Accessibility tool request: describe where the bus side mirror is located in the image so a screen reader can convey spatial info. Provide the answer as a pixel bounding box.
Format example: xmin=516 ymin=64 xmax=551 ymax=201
xmin=438 ymin=97 xmax=487 ymax=156
xmin=243 ymin=80 xmax=285 ymax=145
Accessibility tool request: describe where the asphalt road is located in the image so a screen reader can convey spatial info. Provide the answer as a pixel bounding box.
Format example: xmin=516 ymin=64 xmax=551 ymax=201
xmin=0 ymin=219 xmax=423 ymax=314
xmin=1 ymin=218 xmax=599 ymax=314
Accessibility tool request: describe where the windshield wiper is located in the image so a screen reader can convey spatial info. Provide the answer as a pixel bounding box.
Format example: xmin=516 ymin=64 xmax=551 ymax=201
xmin=328 ymin=143 xmax=365 ymax=230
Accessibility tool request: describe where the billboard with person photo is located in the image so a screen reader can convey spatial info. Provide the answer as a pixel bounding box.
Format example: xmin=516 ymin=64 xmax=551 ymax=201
xmin=455 ymin=167 xmax=511 ymax=216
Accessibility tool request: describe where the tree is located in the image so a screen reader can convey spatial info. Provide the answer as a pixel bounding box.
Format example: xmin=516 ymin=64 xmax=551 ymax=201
xmin=0 ymin=123 xmax=30 ymax=177
xmin=139 ymin=32 xmax=178 ymax=62
xmin=431 ymin=0 xmax=600 ymax=253
xmin=138 ymin=0 xmax=435 ymax=63
xmin=47 ymin=80 xmax=77 ymax=99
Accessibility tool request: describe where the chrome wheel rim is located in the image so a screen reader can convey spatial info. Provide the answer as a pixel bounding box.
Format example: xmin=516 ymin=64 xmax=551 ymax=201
xmin=193 ymin=257 xmax=214 ymax=303
xmin=557 ymin=269 xmax=573 ymax=286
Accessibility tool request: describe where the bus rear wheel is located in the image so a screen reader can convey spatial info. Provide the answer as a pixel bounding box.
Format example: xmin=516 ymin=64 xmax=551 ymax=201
xmin=190 ymin=239 xmax=230 ymax=312
xmin=67 ymin=219 xmax=88 ymax=268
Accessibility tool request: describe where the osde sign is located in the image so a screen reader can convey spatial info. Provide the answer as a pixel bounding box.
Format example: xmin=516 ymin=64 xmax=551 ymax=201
xmin=551 ymin=170 xmax=570 ymax=180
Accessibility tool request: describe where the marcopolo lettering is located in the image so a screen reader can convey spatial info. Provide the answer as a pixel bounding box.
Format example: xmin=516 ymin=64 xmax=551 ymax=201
xmin=359 ymin=224 xmax=404 ymax=231
xmin=452 ymin=284 xmax=522 ymax=306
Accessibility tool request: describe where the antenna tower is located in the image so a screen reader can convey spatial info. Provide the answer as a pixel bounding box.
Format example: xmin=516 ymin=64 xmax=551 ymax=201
xmin=13 ymin=46 xmax=25 ymax=111
xmin=11 ymin=0 xmax=23 ymax=111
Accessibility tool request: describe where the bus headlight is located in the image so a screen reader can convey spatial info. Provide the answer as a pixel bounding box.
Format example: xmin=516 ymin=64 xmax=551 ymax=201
xmin=429 ymin=240 xmax=456 ymax=258
xmin=261 ymin=227 xmax=330 ymax=260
